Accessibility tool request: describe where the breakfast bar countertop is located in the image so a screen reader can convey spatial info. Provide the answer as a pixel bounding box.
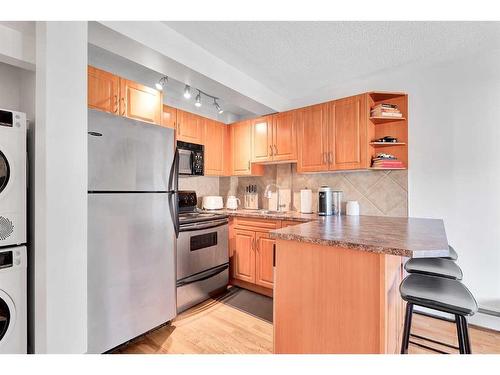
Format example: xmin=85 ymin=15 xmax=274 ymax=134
xmin=268 ymin=215 xmax=449 ymax=258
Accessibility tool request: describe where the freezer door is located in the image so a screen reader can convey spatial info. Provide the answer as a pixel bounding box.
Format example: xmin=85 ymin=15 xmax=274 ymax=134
xmin=87 ymin=193 xmax=176 ymax=354
xmin=88 ymin=109 xmax=175 ymax=192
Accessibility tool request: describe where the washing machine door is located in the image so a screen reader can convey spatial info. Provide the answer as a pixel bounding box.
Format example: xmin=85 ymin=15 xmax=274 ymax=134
xmin=0 ymin=290 xmax=15 ymax=345
xmin=0 ymin=150 xmax=9 ymax=195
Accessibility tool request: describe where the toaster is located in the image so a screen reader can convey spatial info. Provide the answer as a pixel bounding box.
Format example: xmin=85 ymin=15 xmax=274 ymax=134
xmin=202 ymin=196 xmax=224 ymax=210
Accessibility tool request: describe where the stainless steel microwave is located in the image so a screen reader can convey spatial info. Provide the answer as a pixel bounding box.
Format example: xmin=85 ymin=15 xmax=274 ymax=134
xmin=177 ymin=141 xmax=204 ymax=176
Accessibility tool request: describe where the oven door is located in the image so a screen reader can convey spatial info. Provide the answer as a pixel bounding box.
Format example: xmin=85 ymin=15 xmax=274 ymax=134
xmin=178 ymin=149 xmax=193 ymax=175
xmin=177 ymin=219 xmax=228 ymax=281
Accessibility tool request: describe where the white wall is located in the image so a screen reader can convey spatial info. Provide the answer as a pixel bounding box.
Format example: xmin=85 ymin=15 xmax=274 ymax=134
xmin=34 ymin=21 xmax=88 ymax=353
xmin=294 ymin=50 xmax=500 ymax=329
xmin=0 ymin=62 xmax=34 ymax=114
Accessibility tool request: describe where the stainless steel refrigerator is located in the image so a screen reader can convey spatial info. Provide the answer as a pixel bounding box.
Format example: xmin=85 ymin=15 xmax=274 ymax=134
xmin=87 ymin=109 xmax=177 ymax=354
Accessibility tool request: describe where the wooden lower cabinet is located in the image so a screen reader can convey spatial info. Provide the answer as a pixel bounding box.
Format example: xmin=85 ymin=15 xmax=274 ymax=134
xmin=255 ymin=232 xmax=275 ymax=289
xmin=229 ymin=218 xmax=281 ymax=293
xmin=232 ymin=228 xmax=256 ymax=283
xmin=274 ymin=239 xmax=405 ymax=353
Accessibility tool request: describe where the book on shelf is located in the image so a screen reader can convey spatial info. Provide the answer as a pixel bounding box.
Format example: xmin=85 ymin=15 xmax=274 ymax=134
xmin=370 ymin=111 xmax=403 ymax=118
xmin=371 ymin=103 xmax=402 ymax=118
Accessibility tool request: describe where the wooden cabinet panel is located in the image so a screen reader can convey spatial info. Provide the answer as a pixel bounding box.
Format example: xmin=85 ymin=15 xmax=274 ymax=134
xmin=255 ymin=232 xmax=275 ymax=289
xmin=383 ymin=256 xmax=405 ymax=354
xmin=162 ymin=104 xmax=177 ymax=129
xmin=176 ymin=110 xmax=204 ymax=144
xmin=252 ymin=116 xmax=273 ymax=162
xmin=87 ymin=66 xmax=119 ymax=114
xmin=297 ymin=104 xmax=329 ymax=173
xmin=329 ymin=95 xmax=367 ymax=170
xmin=231 ymin=121 xmax=264 ymax=176
xmin=120 ymin=78 xmax=162 ymax=125
xmin=272 ymin=111 xmax=297 ymax=162
xmin=232 ymin=229 xmax=256 ymax=283
xmin=204 ymin=119 xmax=225 ymax=176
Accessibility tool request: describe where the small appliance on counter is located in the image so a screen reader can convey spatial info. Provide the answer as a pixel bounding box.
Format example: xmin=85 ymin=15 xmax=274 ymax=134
xmin=318 ymin=186 xmax=333 ymax=216
xmin=318 ymin=186 xmax=343 ymax=216
xmin=202 ymin=196 xmax=223 ymax=210
xmin=332 ymin=190 xmax=343 ymax=216
xmin=300 ymin=188 xmax=313 ymax=214
xmin=244 ymin=185 xmax=259 ymax=210
xmin=226 ymin=195 xmax=240 ymax=210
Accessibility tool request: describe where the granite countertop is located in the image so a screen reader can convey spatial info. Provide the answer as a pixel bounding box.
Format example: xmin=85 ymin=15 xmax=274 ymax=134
xmin=203 ymin=208 xmax=318 ymax=222
xmin=268 ymin=215 xmax=449 ymax=258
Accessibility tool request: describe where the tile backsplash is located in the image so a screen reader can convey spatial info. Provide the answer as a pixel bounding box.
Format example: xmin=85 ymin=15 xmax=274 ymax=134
xmin=219 ymin=164 xmax=408 ymax=217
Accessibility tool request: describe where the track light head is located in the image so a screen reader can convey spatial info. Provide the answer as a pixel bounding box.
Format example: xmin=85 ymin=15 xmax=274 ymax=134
xmin=195 ymin=91 xmax=202 ymax=107
xmin=183 ymin=85 xmax=191 ymax=99
xmin=156 ymin=76 xmax=168 ymax=91
xmin=214 ymin=99 xmax=223 ymax=114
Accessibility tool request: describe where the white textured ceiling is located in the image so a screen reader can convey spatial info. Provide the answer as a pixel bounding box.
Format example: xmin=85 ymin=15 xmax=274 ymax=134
xmin=164 ymin=21 xmax=500 ymax=103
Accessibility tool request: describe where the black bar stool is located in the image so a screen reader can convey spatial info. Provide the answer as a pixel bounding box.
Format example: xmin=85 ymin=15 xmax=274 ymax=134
xmin=400 ymin=274 xmax=478 ymax=354
xmin=405 ymin=258 xmax=463 ymax=280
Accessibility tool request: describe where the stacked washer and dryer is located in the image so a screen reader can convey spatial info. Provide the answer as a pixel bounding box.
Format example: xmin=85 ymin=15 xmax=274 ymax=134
xmin=0 ymin=108 xmax=27 ymax=354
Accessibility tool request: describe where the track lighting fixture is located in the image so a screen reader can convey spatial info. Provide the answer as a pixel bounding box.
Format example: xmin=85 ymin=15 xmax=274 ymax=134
xmin=155 ymin=76 xmax=168 ymax=91
xmin=214 ymin=99 xmax=223 ymax=114
xmin=195 ymin=91 xmax=202 ymax=107
xmin=183 ymin=85 xmax=192 ymax=99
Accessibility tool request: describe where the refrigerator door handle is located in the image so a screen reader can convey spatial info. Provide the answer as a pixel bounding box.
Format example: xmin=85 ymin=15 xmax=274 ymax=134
xmin=168 ymin=149 xmax=180 ymax=238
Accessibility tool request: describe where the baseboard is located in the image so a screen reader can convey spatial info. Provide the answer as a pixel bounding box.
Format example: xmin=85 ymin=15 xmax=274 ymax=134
xmin=229 ymin=279 xmax=273 ymax=298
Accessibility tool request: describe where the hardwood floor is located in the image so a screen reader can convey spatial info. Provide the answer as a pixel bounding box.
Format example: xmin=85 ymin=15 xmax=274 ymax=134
xmin=114 ymin=295 xmax=273 ymax=354
xmin=115 ymin=295 xmax=500 ymax=354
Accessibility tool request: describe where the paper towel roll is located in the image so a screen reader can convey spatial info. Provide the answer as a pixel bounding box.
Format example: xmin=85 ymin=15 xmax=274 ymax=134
xmin=300 ymin=189 xmax=313 ymax=213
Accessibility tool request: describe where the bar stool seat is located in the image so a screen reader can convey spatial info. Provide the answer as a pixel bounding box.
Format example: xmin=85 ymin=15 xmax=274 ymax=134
xmin=404 ymin=258 xmax=463 ymax=280
xmin=400 ymin=274 xmax=477 ymax=316
xmin=443 ymin=245 xmax=458 ymax=261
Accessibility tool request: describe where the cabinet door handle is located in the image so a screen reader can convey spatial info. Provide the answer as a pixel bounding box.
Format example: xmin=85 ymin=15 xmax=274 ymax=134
xmin=113 ymin=95 xmax=118 ymax=113
xmin=248 ymin=160 xmax=250 ymax=170
xmin=269 ymin=144 xmax=273 ymax=156
xmin=274 ymin=145 xmax=278 ymax=155
xmin=329 ymin=151 xmax=333 ymax=164
xmin=120 ymin=97 xmax=126 ymax=116
xmin=273 ymin=244 xmax=276 ymax=267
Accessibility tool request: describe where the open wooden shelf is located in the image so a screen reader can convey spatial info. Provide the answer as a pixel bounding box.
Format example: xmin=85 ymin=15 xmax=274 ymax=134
xmin=369 ymin=116 xmax=406 ymax=124
xmin=369 ymin=142 xmax=406 ymax=146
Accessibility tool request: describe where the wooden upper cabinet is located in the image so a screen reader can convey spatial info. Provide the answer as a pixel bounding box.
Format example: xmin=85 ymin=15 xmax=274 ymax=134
xmin=204 ymin=119 xmax=226 ymax=176
xmin=176 ymin=110 xmax=204 ymax=144
xmin=297 ymin=103 xmax=329 ymax=173
xmin=272 ymin=110 xmax=297 ymax=162
xmin=88 ymin=66 xmax=119 ymax=114
xmin=255 ymin=232 xmax=275 ymax=289
xmin=232 ymin=229 xmax=256 ymax=283
xmin=252 ymin=116 xmax=273 ymax=162
xmin=161 ymin=104 xmax=177 ymax=129
xmin=120 ymin=78 xmax=162 ymax=125
xmin=329 ymin=94 xmax=368 ymax=170
xmin=231 ymin=120 xmax=264 ymax=176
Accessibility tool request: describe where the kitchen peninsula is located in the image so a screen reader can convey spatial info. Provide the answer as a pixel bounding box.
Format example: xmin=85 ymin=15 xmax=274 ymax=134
xmin=269 ymin=215 xmax=449 ymax=354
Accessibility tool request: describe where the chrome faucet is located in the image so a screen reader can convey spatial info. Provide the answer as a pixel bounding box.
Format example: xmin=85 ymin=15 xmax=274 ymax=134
xmin=264 ymin=183 xmax=286 ymax=212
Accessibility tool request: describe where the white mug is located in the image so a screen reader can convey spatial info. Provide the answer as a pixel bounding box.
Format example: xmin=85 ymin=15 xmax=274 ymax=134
xmin=226 ymin=196 xmax=240 ymax=210
xmin=346 ymin=201 xmax=360 ymax=216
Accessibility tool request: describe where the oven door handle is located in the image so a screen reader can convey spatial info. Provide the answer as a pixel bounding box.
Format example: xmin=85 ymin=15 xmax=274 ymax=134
xmin=176 ymin=263 xmax=229 ymax=288
xmin=179 ymin=219 xmax=228 ymax=232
